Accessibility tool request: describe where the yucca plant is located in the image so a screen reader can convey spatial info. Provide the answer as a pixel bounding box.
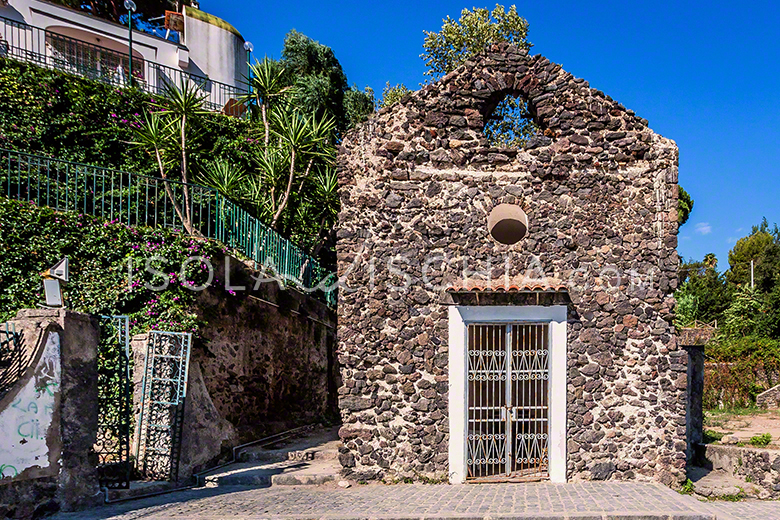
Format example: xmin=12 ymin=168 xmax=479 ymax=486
xmin=196 ymin=158 xmax=248 ymax=200
xmin=150 ymin=80 xmax=209 ymax=234
xmin=128 ymin=111 xmax=193 ymax=231
xmin=268 ymin=108 xmax=335 ymax=230
xmin=240 ymin=57 xmax=292 ymax=149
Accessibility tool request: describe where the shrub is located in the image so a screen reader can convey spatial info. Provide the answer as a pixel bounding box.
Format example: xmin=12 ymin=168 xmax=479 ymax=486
xmin=703 ymin=336 xmax=780 ymax=409
xmin=0 ymin=197 xmax=230 ymax=335
xmin=749 ymin=433 xmax=772 ymax=448
xmin=0 ymin=58 xmax=256 ymax=177
xmin=703 ymin=430 xmax=727 ymax=444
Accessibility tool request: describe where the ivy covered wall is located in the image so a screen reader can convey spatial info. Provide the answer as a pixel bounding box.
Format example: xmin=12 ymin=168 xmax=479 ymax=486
xmin=0 ymin=58 xmax=255 ymax=175
xmin=0 ymin=197 xmax=224 ymax=334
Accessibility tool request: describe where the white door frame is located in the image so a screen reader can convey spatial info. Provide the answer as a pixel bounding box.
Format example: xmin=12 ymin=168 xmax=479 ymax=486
xmin=448 ymin=305 xmax=567 ymax=484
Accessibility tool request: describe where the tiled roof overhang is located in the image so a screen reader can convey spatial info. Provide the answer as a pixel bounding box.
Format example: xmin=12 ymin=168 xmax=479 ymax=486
xmin=445 ymin=277 xmax=568 ymax=294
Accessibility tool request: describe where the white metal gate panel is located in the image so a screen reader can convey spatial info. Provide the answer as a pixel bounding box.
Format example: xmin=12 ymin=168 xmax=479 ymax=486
xmin=467 ymin=323 xmax=549 ymax=481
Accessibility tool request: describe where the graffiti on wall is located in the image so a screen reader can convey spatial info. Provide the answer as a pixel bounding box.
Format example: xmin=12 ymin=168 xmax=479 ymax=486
xmin=0 ymin=331 xmax=61 ymax=479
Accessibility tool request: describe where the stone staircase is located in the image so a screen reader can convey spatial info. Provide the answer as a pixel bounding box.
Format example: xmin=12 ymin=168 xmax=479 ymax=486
xmin=198 ymin=425 xmax=342 ymax=488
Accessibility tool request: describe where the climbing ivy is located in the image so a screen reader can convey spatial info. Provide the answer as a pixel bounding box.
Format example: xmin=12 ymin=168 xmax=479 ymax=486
xmin=0 ymin=198 xmax=231 ymax=335
xmin=0 ymin=58 xmax=256 ymax=176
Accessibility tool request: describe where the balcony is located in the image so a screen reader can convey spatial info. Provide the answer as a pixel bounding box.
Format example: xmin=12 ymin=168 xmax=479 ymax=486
xmin=0 ymin=15 xmax=247 ymax=113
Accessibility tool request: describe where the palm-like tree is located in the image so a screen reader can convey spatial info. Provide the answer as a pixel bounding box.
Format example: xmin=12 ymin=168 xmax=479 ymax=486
xmin=241 ymin=57 xmax=292 ymax=150
xmin=268 ymin=109 xmax=335 ymax=230
xmin=151 ymin=80 xmax=208 ymax=234
xmin=197 ymin=158 xmax=247 ymax=198
xmin=129 ymin=111 xmax=190 ymax=227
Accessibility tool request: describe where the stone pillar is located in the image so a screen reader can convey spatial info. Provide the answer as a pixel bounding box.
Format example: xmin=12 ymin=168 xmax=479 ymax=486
xmin=1 ymin=309 xmax=101 ymax=513
xmin=55 ymin=310 xmax=100 ymax=512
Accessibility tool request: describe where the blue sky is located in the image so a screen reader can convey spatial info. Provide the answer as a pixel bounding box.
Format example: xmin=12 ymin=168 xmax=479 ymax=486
xmin=202 ymin=0 xmax=779 ymax=272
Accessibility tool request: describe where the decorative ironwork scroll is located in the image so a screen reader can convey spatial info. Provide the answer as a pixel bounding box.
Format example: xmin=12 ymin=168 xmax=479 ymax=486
xmin=467 ymin=323 xmax=550 ymax=481
xmin=135 ymin=331 xmax=192 ymax=482
xmin=96 ymin=315 xmax=132 ymax=489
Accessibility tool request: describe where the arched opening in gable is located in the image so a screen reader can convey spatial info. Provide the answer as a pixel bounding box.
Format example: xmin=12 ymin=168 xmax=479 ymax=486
xmin=482 ymin=93 xmax=540 ymax=148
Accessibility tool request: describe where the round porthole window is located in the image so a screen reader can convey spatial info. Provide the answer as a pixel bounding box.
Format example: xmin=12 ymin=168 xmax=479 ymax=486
xmin=488 ymin=204 xmax=529 ymax=245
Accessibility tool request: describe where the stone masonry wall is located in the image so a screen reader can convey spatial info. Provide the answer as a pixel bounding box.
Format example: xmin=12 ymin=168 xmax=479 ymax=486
xmin=131 ymin=254 xmax=338 ymax=480
xmin=336 ymin=44 xmax=683 ymax=484
xmin=757 ymin=384 xmax=780 ymax=409
xmin=698 ymin=444 xmax=780 ymax=498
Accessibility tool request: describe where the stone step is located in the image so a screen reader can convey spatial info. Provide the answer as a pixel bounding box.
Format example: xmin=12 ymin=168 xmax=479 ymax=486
xmin=688 ymin=465 xmax=771 ymax=499
xmin=200 ymin=458 xmax=341 ymax=488
xmin=237 ymin=448 xmax=338 ymax=463
xmin=284 ymin=448 xmax=339 ymax=462
xmin=236 ymin=425 xmax=342 ymax=463
xmin=105 ymin=480 xmax=182 ymax=502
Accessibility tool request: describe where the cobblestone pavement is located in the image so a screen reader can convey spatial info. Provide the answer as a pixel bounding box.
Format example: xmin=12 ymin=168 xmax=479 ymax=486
xmin=50 ymin=482 xmax=780 ymax=520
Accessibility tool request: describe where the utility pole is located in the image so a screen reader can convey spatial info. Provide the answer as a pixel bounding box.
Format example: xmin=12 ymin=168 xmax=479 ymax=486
xmin=751 ymin=259 xmax=755 ymax=289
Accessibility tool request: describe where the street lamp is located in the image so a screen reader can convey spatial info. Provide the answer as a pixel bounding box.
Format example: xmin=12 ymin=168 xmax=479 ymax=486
xmin=124 ymin=0 xmax=137 ymax=86
xmin=244 ymin=41 xmax=254 ymax=80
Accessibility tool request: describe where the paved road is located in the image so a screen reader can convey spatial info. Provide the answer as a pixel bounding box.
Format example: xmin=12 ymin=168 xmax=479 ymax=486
xmin=50 ymin=482 xmax=780 ymax=520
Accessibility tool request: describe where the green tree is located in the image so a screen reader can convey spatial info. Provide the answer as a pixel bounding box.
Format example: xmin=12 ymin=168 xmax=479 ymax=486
xmin=281 ymin=30 xmax=369 ymax=136
xmin=726 ymin=219 xmax=780 ymax=291
xmin=675 ymin=255 xmax=730 ymax=326
xmin=723 ymin=285 xmax=767 ymax=338
xmin=379 ymin=82 xmax=412 ymax=108
xmin=421 ymin=5 xmax=531 ymax=79
xmin=130 ymin=80 xmax=208 ymax=235
xmin=421 ymin=5 xmax=535 ymax=146
xmin=343 ymin=85 xmax=376 ymax=129
xmin=154 ymin=80 xmax=208 ymax=234
xmin=231 ymin=30 xmax=372 ymax=249
xmin=268 ymin=109 xmax=335 ymax=229
xmin=678 ymin=186 xmax=694 ymax=227
xmin=242 ymin=57 xmax=291 ymax=151
xmin=129 ymin=111 xmax=188 ymax=229
xmin=761 ymin=278 xmax=780 ymax=338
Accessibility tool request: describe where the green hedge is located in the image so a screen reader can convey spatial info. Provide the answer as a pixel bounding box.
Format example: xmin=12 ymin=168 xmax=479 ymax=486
xmin=704 ymin=336 xmax=780 ymax=409
xmin=0 ymin=58 xmax=256 ymax=175
xmin=0 ymin=197 xmax=229 ymax=335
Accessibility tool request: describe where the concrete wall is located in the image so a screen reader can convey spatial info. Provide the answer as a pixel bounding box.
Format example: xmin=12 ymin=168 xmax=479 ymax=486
xmin=0 ymin=310 xmax=100 ymax=519
xmin=183 ymin=6 xmax=247 ymax=88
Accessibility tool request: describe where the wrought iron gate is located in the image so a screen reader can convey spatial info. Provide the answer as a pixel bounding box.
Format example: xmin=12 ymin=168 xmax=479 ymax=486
xmin=135 ymin=331 xmax=192 ymax=481
xmin=0 ymin=322 xmax=23 ymax=401
xmin=466 ymin=323 xmax=550 ymax=481
xmin=96 ymin=315 xmax=132 ymax=489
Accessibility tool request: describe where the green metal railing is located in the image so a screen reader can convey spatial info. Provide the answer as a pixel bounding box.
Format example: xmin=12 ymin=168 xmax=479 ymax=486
xmin=1 ymin=148 xmax=336 ymax=306
xmin=0 ymin=15 xmax=247 ymax=112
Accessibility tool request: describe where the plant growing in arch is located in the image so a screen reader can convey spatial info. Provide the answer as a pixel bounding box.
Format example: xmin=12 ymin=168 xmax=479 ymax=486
xmin=421 ymin=4 xmax=536 ymax=146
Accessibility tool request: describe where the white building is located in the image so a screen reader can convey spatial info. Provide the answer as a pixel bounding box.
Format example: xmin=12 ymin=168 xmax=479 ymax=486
xmin=0 ymin=0 xmax=249 ymax=111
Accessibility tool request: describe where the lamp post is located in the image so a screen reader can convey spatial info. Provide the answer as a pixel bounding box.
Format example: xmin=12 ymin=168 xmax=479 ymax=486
xmin=244 ymin=41 xmax=254 ymax=81
xmin=124 ymin=0 xmax=137 ymax=86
